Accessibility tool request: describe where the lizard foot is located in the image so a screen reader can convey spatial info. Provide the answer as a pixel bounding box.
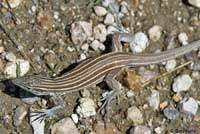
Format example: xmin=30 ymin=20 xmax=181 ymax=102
xmin=30 ymin=105 xmax=63 ymax=123
xmin=99 ymin=90 xmax=119 ymax=117
xmin=30 ymin=108 xmax=54 ymax=123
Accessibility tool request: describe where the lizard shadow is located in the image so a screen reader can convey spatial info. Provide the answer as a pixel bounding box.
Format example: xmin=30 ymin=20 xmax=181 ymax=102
xmin=2 ymin=80 xmax=49 ymax=100
xmin=182 ymin=0 xmax=190 ymax=5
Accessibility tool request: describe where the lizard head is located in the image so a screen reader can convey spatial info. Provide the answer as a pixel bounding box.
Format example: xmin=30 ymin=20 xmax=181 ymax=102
xmin=11 ymin=75 xmax=46 ymax=96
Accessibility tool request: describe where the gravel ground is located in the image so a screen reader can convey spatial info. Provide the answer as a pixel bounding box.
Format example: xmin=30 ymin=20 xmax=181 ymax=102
xmin=0 ymin=0 xmax=200 ymax=134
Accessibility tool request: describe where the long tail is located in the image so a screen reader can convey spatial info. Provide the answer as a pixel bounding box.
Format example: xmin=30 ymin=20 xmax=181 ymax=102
xmin=129 ymin=40 xmax=200 ymax=65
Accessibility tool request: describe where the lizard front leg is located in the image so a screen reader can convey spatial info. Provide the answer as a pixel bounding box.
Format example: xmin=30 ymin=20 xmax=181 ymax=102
xmin=112 ymin=33 xmax=134 ymax=52
xmin=30 ymin=95 xmax=65 ymax=123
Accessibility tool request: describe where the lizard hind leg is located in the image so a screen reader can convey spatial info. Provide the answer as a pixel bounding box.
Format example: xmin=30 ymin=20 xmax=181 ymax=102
xmin=99 ymin=69 xmax=122 ymax=117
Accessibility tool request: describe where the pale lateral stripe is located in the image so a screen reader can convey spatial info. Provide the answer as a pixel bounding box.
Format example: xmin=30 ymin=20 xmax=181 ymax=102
xmin=35 ymin=53 xmax=132 ymax=83
xmin=32 ymin=53 xmax=116 ymax=82
xmin=30 ymin=65 xmax=124 ymax=91
xmin=53 ymin=54 xmax=131 ymax=82
xmin=37 ymin=59 xmax=127 ymax=86
xmin=53 ymin=52 xmax=122 ymax=80
xmin=33 ymin=52 xmax=123 ymax=82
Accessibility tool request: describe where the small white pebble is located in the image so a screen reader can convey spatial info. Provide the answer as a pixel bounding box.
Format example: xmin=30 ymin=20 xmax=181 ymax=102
xmin=154 ymin=127 xmax=162 ymax=134
xmin=79 ymin=21 xmax=93 ymax=37
xmin=79 ymin=53 xmax=87 ymax=61
xmin=13 ymin=106 xmax=28 ymax=127
xmin=130 ymin=32 xmax=149 ymax=53
xmin=148 ymin=25 xmax=162 ymax=42
xmin=40 ymin=47 xmax=47 ymax=53
xmin=70 ymin=23 xmax=87 ymax=45
xmin=118 ymin=12 xmax=125 ymax=18
xmin=178 ymin=32 xmax=188 ymax=45
xmin=17 ymin=45 xmax=24 ymax=51
xmin=5 ymin=52 xmax=16 ymax=62
xmin=81 ymin=43 xmax=89 ymax=51
xmin=177 ymin=17 xmax=182 ymax=22
xmin=130 ymin=10 xmax=135 ymax=16
xmin=126 ymin=90 xmax=135 ymax=98
xmin=81 ymin=89 xmax=90 ymax=98
xmin=4 ymin=62 xmax=17 ymax=78
xmin=188 ymin=0 xmax=200 ymax=8
xmin=165 ymin=59 xmax=176 ymax=71
xmin=98 ymin=44 xmax=106 ymax=51
xmin=134 ymin=126 xmax=151 ymax=134
xmin=102 ymin=0 xmax=115 ymax=7
xmin=54 ymin=11 xmax=59 ymax=20
xmin=67 ymin=46 xmax=75 ymax=52
xmin=90 ymin=40 xmax=105 ymax=51
xmin=16 ymin=59 xmax=30 ymax=76
xmin=127 ymin=106 xmax=143 ymax=124
xmin=31 ymin=6 xmax=37 ymax=12
xmin=71 ymin=114 xmax=79 ymax=124
xmin=60 ymin=5 xmax=67 ymax=11
xmin=143 ymin=104 xmax=148 ymax=109
xmin=94 ymin=6 xmax=107 ymax=17
xmin=70 ymin=21 xmax=92 ymax=45
xmin=197 ymin=100 xmax=200 ymax=105
xmin=147 ymin=90 xmax=160 ymax=111
xmin=104 ymin=13 xmax=115 ymax=25
xmin=51 ymin=118 xmax=79 ymax=134
xmin=59 ymin=39 xmax=65 ymax=46
xmin=93 ymin=24 xmax=107 ymax=42
xmin=120 ymin=1 xmax=129 ymax=14
xmin=138 ymin=67 xmax=158 ymax=82
xmin=163 ymin=106 xmax=179 ymax=120
xmin=180 ymin=97 xmax=198 ymax=115
xmin=172 ymin=74 xmax=192 ymax=92
xmin=192 ymin=71 xmax=200 ymax=79
xmin=2 ymin=0 xmax=23 ymax=8
xmin=0 ymin=46 xmax=4 ymax=54
xmin=76 ymin=98 xmax=96 ymax=118
xmin=120 ymin=1 xmax=128 ymax=6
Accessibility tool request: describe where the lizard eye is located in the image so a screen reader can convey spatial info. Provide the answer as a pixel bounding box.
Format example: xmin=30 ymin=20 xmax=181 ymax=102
xmin=28 ymin=76 xmax=42 ymax=86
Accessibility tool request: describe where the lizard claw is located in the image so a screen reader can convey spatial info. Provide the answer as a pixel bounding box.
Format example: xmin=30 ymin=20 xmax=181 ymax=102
xmin=30 ymin=105 xmax=64 ymax=123
xmin=30 ymin=109 xmax=53 ymax=123
xmin=98 ymin=91 xmax=115 ymax=115
xmin=99 ymin=90 xmax=121 ymax=117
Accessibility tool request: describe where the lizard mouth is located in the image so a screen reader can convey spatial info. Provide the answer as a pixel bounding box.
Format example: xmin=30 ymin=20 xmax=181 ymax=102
xmin=11 ymin=78 xmax=22 ymax=85
xmin=12 ymin=77 xmax=28 ymax=89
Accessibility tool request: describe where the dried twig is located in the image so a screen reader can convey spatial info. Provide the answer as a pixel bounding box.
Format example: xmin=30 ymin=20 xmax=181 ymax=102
xmin=0 ymin=0 xmax=17 ymax=24
xmin=5 ymin=0 xmax=17 ymax=24
xmin=0 ymin=21 xmax=39 ymax=73
xmin=142 ymin=60 xmax=193 ymax=87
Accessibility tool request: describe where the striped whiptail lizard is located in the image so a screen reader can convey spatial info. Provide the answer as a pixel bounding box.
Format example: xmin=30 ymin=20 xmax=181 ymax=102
xmin=12 ymin=33 xmax=200 ymax=122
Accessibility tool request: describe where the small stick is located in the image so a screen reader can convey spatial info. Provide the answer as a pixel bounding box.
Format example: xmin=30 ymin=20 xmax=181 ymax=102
xmin=142 ymin=60 xmax=193 ymax=87
xmin=0 ymin=21 xmax=39 ymax=73
xmin=1 ymin=0 xmax=17 ymax=24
